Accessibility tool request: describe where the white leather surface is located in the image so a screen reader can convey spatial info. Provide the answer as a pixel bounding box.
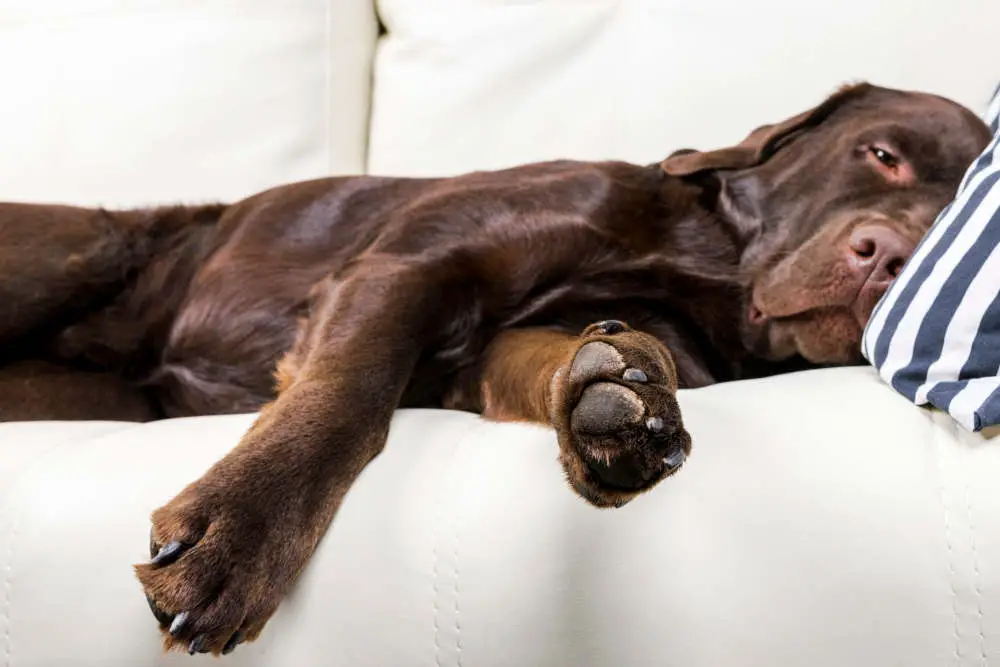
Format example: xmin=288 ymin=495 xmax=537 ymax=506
xmin=3 ymin=368 xmax=1000 ymax=666
xmin=0 ymin=0 xmax=377 ymax=207
xmin=369 ymin=0 xmax=1000 ymax=176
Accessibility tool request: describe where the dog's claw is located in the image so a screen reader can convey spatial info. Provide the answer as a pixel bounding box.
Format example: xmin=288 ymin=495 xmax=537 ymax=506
xmin=151 ymin=540 xmax=185 ymax=566
xmin=623 ymin=367 xmax=648 ymax=383
xmin=663 ymin=448 xmax=686 ymax=471
xmin=169 ymin=611 xmax=189 ymax=637
xmin=222 ymin=630 xmax=245 ymax=655
xmin=594 ymin=320 xmax=625 ymax=335
xmin=646 ymin=416 xmax=663 ymax=432
xmin=145 ymin=594 xmax=173 ymax=627
xmin=188 ymin=634 xmax=209 ymax=655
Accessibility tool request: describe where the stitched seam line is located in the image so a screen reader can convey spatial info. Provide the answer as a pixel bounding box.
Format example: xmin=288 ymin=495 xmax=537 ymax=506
xmin=453 ymin=461 xmax=463 ymax=667
xmin=438 ymin=419 xmax=480 ymax=667
xmin=454 ymin=524 xmax=462 ymax=667
xmin=361 ymin=2 xmax=380 ymax=174
xmin=965 ymin=483 xmax=987 ymax=665
xmin=2 ymin=511 xmax=20 ymax=667
xmin=432 ymin=420 xmax=475 ymax=666
xmin=433 ymin=487 xmax=442 ymax=667
xmin=938 ymin=430 xmax=962 ymax=666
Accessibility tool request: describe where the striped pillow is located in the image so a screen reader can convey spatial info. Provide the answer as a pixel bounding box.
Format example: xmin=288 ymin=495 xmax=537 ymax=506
xmin=862 ymin=84 xmax=1000 ymax=431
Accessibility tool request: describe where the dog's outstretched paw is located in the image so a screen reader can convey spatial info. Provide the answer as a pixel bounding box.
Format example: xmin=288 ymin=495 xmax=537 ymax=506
xmin=550 ymin=320 xmax=692 ymax=507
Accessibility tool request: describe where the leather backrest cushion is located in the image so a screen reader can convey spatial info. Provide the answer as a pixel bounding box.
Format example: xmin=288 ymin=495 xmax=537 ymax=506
xmin=368 ymin=0 xmax=1000 ymax=176
xmin=0 ymin=0 xmax=377 ymax=207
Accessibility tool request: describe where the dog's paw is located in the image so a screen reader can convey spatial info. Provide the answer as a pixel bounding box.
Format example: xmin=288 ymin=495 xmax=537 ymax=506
xmin=550 ymin=320 xmax=692 ymax=507
xmin=135 ymin=475 xmax=314 ymax=655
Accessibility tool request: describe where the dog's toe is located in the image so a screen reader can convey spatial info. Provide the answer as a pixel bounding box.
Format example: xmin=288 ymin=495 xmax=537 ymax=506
xmin=150 ymin=540 xmax=186 ymax=566
xmin=569 ymin=341 xmax=625 ymax=383
xmin=145 ymin=594 xmax=173 ymax=627
xmin=222 ymin=631 xmax=245 ymax=655
xmin=188 ymin=634 xmax=210 ymax=655
xmin=169 ymin=611 xmax=190 ymax=637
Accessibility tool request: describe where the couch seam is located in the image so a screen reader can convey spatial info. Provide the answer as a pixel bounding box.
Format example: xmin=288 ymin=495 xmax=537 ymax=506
xmin=2 ymin=510 xmax=19 ymax=667
xmin=361 ymin=0 xmax=381 ymax=174
xmin=432 ymin=418 xmax=479 ymax=667
xmin=964 ymin=482 xmax=987 ymax=665
xmin=433 ymin=472 xmax=443 ymax=667
xmin=453 ymin=422 xmax=470 ymax=667
xmin=937 ymin=426 xmax=962 ymax=666
xmin=454 ymin=510 xmax=462 ymax=667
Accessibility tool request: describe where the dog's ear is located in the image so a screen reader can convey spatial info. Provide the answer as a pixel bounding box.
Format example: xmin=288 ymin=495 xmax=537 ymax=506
xmin=660 ymin=83 xmax=874 ymax=177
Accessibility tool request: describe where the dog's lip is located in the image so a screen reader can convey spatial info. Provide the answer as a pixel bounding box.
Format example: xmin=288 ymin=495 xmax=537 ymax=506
xmin=746 ymin=301 xmax=771 ymax=332
xmin=748 ymin=297 xmax=811 ymax=324
xmin=742 ymin=299 xmax=776 ymax=352
xmin=747 ymin=302 xmax=769 ymax=326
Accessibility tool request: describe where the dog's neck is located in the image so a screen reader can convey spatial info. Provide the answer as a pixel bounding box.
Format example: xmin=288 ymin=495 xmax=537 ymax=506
xmin=649 ymin=170 xmax=815 ymax=380
xmin=703 ymin=172 xmax=823 ymax=380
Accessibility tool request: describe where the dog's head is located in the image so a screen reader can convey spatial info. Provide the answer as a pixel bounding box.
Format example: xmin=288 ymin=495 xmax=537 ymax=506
xmin=662 ymin=83 xmax=992 ymax=364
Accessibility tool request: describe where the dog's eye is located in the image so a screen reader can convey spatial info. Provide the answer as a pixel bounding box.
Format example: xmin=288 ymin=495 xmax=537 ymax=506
xmin=869 ymin=146 xmax=899 ymax=169
xmin=864 ymin=144 xmax=914 ymax=184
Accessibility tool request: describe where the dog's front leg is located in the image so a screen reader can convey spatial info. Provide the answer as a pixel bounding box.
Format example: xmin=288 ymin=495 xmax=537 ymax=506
xmin=135 ymin=257 xmax=468 ymax=655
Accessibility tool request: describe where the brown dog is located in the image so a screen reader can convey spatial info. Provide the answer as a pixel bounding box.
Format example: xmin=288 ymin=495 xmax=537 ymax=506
xmin=0 ymin=83 xmax=990 ymax=654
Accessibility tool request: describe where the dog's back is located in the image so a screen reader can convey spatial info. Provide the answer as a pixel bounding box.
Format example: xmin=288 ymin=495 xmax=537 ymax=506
xmin=1 ymin=161 xmax=667 ymax=419
xmin=0 ymin=177 xmax=414 ymax=417
xmin=152 ymin=175 xmax=429 ymax=415
xmin=150 ymin=161 xmax=681 ymax=416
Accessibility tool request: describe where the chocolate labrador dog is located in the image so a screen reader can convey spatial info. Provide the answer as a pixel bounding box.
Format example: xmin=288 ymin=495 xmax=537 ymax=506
xmin=0 ymin=83 xmax=990 ymax=655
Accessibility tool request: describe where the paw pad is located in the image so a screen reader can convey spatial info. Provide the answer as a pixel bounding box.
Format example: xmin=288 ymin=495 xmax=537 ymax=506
xmin=569 ymin=341 xmax=624 ymax=383
xmin=571 ymin=382 xmax=644 ymax=435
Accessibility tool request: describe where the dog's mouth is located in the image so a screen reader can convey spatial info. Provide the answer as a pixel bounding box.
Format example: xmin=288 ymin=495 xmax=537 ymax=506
xmin=741 ymin=301 xmax=796 ymax=360
xmin=743 ymin=300 xmax=865 ymax=364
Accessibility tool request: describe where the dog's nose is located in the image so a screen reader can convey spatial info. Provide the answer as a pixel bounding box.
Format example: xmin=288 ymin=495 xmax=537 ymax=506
xmin=848 ymin=224 xmax=913 ymax=321
xmin=848 ymin=224 xmax=911 ymax=285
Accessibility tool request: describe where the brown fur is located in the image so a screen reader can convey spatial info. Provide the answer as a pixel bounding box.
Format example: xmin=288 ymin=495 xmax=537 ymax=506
xmin=0 ymin=83 xmax=991 ymax=654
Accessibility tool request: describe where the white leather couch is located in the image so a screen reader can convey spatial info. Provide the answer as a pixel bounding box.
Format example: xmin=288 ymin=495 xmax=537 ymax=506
xmin=2 ymin=2 xmax=1000 ymax=666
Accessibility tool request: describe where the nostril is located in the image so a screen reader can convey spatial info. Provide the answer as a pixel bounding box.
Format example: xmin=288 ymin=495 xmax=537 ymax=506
xmin=848 ymin=225 xmax=914 ymax=281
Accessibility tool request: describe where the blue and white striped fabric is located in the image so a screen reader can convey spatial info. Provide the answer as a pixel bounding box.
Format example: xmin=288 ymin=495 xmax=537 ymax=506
xmin=862 ymin=84 xmax=1000 ymax=431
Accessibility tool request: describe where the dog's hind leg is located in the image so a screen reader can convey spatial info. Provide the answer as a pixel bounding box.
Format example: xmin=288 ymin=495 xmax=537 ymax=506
xmin=0 ymin=360 xmax=159 ymax=421
xmin=0 ymin=202 xmax=147 ymax=345
xmin=0 ymin=202 xmax=225 ymax=348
